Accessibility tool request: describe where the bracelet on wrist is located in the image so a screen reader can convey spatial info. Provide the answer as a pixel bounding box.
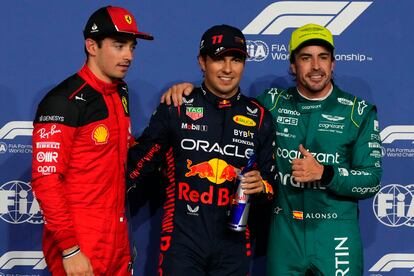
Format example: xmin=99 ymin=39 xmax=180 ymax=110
xmin=62 ymin=247 xmax=81 ymax=259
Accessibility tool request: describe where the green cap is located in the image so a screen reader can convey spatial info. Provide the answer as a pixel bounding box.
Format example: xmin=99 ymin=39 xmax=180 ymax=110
xmin=289 ymin=23 xmax=334 ymax=54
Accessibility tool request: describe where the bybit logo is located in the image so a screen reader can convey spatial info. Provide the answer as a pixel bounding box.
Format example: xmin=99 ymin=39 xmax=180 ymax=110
xmin=243 ymin=1 xmax=372 ymax=35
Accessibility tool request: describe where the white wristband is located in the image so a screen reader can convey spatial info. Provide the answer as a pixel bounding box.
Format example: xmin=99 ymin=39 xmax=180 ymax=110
xmin=62 ymin=247 xmax=81 ymax=259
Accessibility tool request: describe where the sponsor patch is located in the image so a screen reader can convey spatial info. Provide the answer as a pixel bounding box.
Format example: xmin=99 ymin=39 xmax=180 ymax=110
xmin=39 ymin=115 xmax=64 ymax=122
xmin=36 ymin=142 xmax=60 ymax=149
xmin=121 ymin=96 xmax=129 ymax=114
xmin=357 ymin=100 xmax=367 ymax=115
xmin=183 ymin=98 xmax=194 ymax=105
xmin=337 ymin=97 xmax=353 ymax=106
xmin=92 ymin=124 xmax=109 ymax=145
xmin=246 ymin=106 xmax=258 ymax=116
xmin=277 ymin=116 xmax=298 ymax=126
xmin=321 ymin=114 xmax=345 ymax=122
xmin=233 ymin=115 xmax=256 ymax=127
xmin=374 ymin=120 xmax=379 ymax=131
xmin=186 ymin=107 xmax=203 ymax=120
xmin=181 ymin=122 xmax=208 ymax=132
xmin=293 ymin=211 xmax=303 ymax=220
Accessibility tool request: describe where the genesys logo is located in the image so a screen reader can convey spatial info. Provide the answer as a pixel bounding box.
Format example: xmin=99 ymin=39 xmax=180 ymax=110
xmin=369 ymin=253 xmax=414 ymax=273
xmin=0 ymin=121 xmax=33 ymax=155
xmin=0 ymin=180 xmax=43 ymax=225
xmin=373 ymin=184 xmax=414 ymax=228
xmin=0 ymin=251 xmax=46 ymax=270
xmin=380 ymin=125 xmax=414 ymax=158
xmin=244 ymin=1 xmax=373 ymax=63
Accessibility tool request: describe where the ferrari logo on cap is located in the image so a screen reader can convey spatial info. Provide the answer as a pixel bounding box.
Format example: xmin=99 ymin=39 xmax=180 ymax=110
xmin=124 ymin=15 xmax=132 ymax=24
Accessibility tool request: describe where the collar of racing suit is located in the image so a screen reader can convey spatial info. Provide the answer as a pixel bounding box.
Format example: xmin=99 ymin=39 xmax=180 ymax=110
xmin=200 ymin=82 xmax=242 ymax=109
xmin=78 ymin=64 xmax=122 ymax=95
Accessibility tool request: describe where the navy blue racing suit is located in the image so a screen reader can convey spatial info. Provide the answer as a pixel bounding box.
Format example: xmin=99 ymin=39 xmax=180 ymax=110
xmin=128 ymin=84 xmax=276 ymax=275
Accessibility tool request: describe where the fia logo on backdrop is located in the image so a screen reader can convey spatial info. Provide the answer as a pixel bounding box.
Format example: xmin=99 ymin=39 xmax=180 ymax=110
xmin=0 ymin=180 xmax=43 ymax=225
xmin=372 ymin=184 xmax=414 ymax=228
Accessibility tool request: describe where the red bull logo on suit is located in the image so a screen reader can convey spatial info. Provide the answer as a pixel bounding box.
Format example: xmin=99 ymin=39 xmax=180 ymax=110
xmin=185 ymin=158 xmax=237 ymax=184
xmin=179 ymin=158 xmax=239 ymax=206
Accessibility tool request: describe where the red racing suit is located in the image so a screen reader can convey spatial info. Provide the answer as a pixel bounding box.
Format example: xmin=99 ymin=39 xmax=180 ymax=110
xmin=128 ymin=84 xmax=276 ymax=275
xmin=32 ymin=65 xmax=132 ymax=275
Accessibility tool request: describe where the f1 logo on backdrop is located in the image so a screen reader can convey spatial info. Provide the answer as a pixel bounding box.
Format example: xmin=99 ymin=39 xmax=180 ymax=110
xmin=0 ymin=121 xmax=33 ymax=140
xmin=0 ymin=180 xmax=43 ymax=225
xmin=380 ymin=125 xmax=414 ymax=144
xmin=243 ymin=1 xmax=373 ymax=62
xmin=369 ymin=253 xmax=414 ymax=273
xmin=380 ymin=125 xmax=414 ymax=158
xmin=243 ymin=1 xmax=372 ymax=35
xmin=0 ymin=251 xmax=46 ymax=270
xmin=0 ymin=121 xmax=33 ymax=154
xmin=373 ymin=184 xmax=414 ymax=228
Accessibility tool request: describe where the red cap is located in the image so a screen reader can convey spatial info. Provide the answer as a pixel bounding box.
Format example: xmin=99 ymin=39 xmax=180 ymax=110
xmin=83 ymin=6 xmax=153 ymax=40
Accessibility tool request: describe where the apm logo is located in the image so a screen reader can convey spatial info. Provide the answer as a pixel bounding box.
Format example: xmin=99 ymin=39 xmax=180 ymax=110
xmin=372 ymin=184 xmax=414 ymax=228
xmin=0 ymin=181 xmax=43 ymax=224
xmin=369 ymin=253 xmax=414 ymax=273
xmin=243 ymin=1 xmax=372 ymax=35
xmin=0 ymin=121 xmax=33 ymax=140
xmin=0 ymin=251 xmax=46 ymax=269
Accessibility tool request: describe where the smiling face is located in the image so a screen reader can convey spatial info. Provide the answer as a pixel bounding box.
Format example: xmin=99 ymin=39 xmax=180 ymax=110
xmin=290 ymin=45 xmax=335 ymax=99
xmin=86 ymin=35 xmax=137 ymax=83
xmin=198 ymin=54 xmax=245 ymax=99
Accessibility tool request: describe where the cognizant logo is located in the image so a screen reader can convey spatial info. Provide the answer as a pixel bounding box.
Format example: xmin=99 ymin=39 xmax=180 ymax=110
xmin=276 ymin=147 xmax=340 ymax=164
xmin=243 ymin=1 xmax=372 ymax=35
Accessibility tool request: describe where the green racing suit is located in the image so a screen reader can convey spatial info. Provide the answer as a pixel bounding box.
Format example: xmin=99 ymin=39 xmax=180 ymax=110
xmin=257 ymin=85 xmax=382 ymax=275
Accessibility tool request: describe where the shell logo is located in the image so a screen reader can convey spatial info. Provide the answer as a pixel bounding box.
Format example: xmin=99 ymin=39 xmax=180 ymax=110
xmin=233 ymin=115 xmax=256 ymax=127
xmin=92 ymin=124 xmax=109 ymax=145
